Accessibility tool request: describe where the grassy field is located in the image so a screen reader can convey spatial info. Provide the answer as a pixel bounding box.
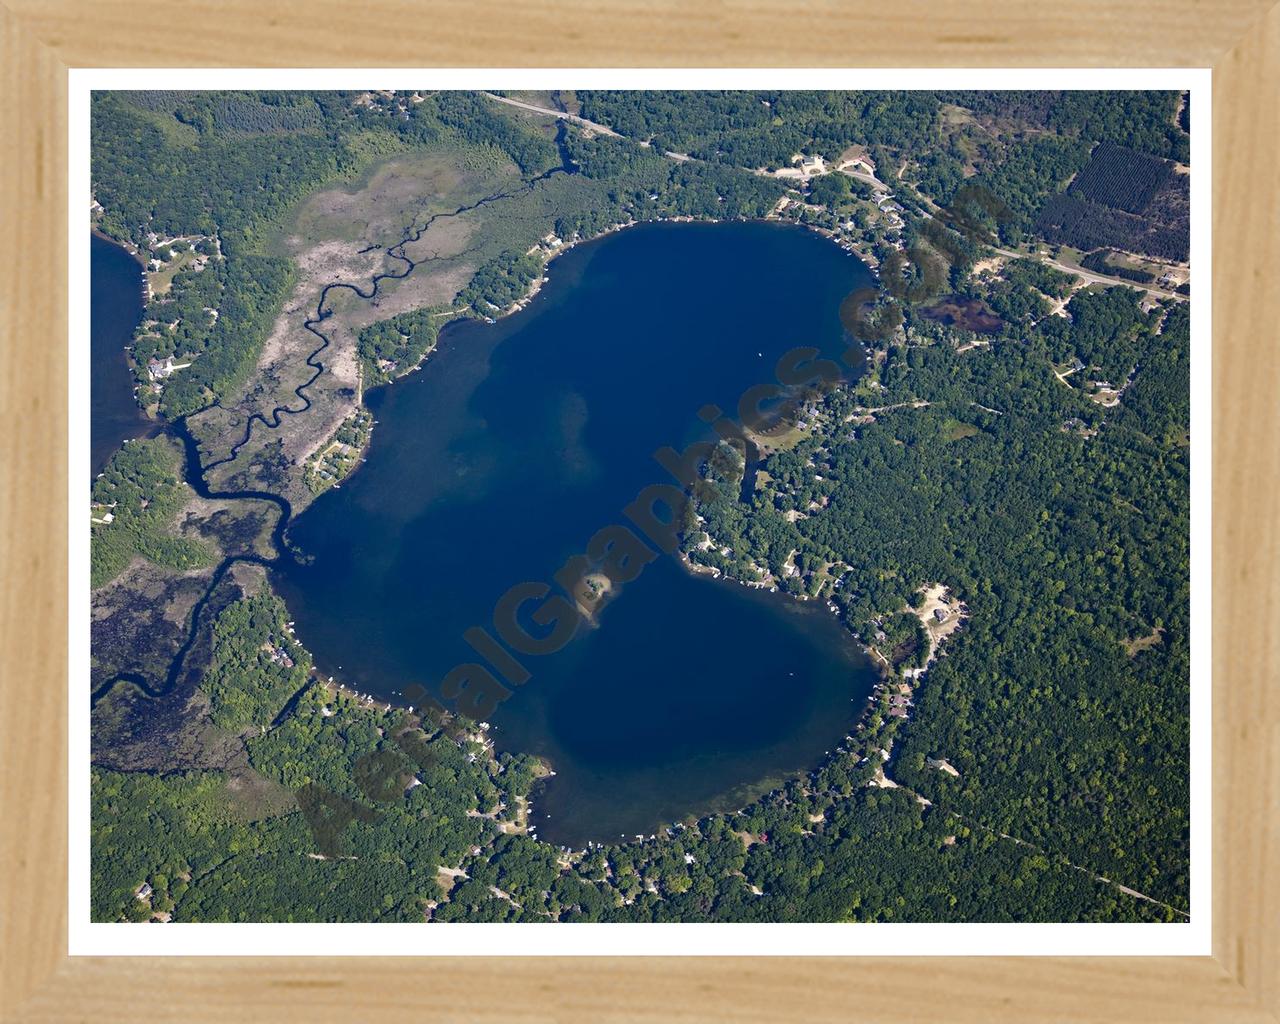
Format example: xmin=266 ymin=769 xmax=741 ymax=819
xmin=188 ymin=140 xmax=538 ymax=511
xmin=147 ymin=245 xmax=203 ymax=296
xmin=942 ymin=417 xmax=981 ymax=441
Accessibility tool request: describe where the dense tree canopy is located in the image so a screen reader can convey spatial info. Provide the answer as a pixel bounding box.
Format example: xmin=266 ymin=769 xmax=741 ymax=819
xmin=91 ymin=437 xmax=211 ymax=588
xmin=684 ymin=289 xmax=1190 ymax=910
xmin=92 ymin=589 xmax=1173 ymax=924
xmin=91 ymin=89 xmax=1192 ymax=925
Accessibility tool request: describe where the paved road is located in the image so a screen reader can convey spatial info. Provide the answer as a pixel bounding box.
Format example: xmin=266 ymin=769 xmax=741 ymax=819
xmin=485 ymin=92 xmax=890 ymax=189
xmin=912 ymin=186 xmax=1187 ymax=301
xmin=481 ymin=92 xmax=621 ymax=137
xmin=843 ymin=168 xmax=888 ymax=190
xmin=482 ymin=92 xmax=1186 ymax=303
xmin=993 ymin=246 xmax=1185 ymax=301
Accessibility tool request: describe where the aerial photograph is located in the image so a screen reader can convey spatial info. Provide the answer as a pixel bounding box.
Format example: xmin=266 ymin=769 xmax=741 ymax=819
xmin=88 ymin=88 xmax=1192 ymax=924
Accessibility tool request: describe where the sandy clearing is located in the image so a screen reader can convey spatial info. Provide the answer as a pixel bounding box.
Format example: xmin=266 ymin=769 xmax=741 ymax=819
xmin=435 ymin=865 xmax=468 ymax=899
xmin=905 ymin=583 xmax=967 ymax=671
xmin=1123 ymin=626 xmax=1165 ymax=657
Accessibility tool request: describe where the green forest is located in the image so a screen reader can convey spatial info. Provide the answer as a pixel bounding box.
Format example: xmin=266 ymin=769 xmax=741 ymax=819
xmin=90 ymin=88 xmax=1192 ymax=925
xmin=575 ymin=89 xmax=1188 ymax=246
xmin=357 ymin=305 xmax=449 ymax=385
xmin=92 ymin=590 xmax=1173 ymax=923
xmin=685 ymin=293 xmax=1191 ymax=909
xmin=201 ymin=593 xmax=312 ymax=730
xmin=93 ymin=293 xmax=1190 ymax=922
xmin=92 ymin=88 xmax=1190 ymax=422
xmin=459 ymin=249 xmax=546 ymax=314
xmin=138 ymin=247 xmax=295 ymax=418
xmin=90 ymin=437 xmax=212 ymax=588
xmin=91 ymin=90 xmax=564 ymax=418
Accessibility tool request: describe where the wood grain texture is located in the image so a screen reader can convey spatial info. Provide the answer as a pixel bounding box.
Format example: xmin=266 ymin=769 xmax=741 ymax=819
xmin=8 ymin=957 xmax=1277 ymax=1024
xmin=2 ymin=0 xmax=1277 ymax=67
xmin=1212 ymin=3 xmax=1280 ymax=1015
xmin=0 ymin=0 xmax=1276 ymax=1020
xmin=0 ymin=4 xmax=69 ymax=1021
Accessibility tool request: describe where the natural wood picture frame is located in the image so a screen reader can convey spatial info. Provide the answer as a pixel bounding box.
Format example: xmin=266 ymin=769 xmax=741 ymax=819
xmin=1 ymin=2 xmax=1276 ymax=1019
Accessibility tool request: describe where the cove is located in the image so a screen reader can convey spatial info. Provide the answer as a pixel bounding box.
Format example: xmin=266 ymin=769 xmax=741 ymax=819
xmin=273 ymin=221 xmax=881 ymax=848
xmin=91 ymin=233 xmax=158 ymax=476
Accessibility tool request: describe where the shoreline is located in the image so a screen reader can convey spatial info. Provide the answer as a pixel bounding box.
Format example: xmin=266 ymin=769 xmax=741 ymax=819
xmin=480 ymin=210 xmax=879 ymax=349
xmin=98 ymin=204 xmax=895 ymax=855
xmin=90 ymin=230 xmax=169 ymax=480
xmin=91 ymin=229 xmax=169 ymax=428
xmin=105 ymin=207 xmax=881 ymax=467
xmin=318 ymin=673 xmax=564 ymax=846
xmin=92 ymin=225 xmax=146 ymax=266
xmin=296 ymin=214 xmax=891 ymax=852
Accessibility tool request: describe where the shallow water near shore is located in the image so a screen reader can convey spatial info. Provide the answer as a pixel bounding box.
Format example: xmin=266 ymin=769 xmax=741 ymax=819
xmin=271 ymin=220 xmax=881 ymax=847
xmin=91 ymin=233 xmax=158 ymax=476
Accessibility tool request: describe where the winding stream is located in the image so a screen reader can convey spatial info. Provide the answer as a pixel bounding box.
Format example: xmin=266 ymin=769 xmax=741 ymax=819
xmin=92 ymin=160 xmax=573 ymax=707
xmin=93 ymin=171 xmax=882 ymax=845
xmin=273 ymin=221 xmax=881 ymax=845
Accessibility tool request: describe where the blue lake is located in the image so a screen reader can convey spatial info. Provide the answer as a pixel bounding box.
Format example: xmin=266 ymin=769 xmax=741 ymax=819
xmin=273 ymin=221 xmax=881 ymax=847
xmin=91 ymin=233 xmax=156 ymax=476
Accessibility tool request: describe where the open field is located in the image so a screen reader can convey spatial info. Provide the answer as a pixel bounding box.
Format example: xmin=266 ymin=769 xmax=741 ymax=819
xmin=186 ymin=130 xmax=639 ymax=509
xmin=146 ymin=243 xmax=204 ymax=297
xmin=188 ymin=145 xmax=528 ymax=507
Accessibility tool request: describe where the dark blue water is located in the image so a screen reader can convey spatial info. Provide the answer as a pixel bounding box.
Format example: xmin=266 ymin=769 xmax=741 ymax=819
xmin=274 ymin=221 xmax=880 ymax=847
xmin=91 ymin=233 xmax=156 ymax=475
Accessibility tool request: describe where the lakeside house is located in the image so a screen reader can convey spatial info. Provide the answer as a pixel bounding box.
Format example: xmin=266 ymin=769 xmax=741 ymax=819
xmin=261 ymin=640 xmax=294 ymax=669
xmin=146 ymin=355 xmax=191 ymax=382
xmin=792 ymin=153 xmax=827 ymax=176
